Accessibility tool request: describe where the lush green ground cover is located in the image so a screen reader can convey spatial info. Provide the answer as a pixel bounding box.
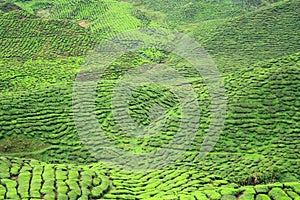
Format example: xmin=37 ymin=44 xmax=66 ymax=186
xmin=4 ymin=0 xmax=150 ymax=39
xmin=0 ymin=0 xmax=299 ymax=199
xmin=129 ymin=0 xmax=248 ymax=25
xmin=201 ymin=0 xmax=300 ymax=72
xmin=0 ymin=156 xmax=110 ymax=199
xmin=0 ymin=9 xmax=97 ymax=60
xmin=0 ymin=156 xmax=299 ymax=199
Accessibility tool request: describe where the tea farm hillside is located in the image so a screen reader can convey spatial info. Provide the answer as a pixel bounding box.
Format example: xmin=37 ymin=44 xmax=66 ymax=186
xmin=0 ymin=0 xmax=299 ymax=199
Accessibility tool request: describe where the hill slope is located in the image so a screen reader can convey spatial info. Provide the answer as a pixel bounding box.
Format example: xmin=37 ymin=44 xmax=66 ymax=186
xmin=0 ymin=9 xmax=96 ymax=60
xmin=0 ymin=0 xmax=299 ymax=199
xmin=201 ymin=0 xmax=300 ymax=72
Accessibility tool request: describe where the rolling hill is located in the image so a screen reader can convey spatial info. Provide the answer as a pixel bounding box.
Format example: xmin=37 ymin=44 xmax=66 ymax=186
xmin=0 ymin=0 xmax=299 ymax=199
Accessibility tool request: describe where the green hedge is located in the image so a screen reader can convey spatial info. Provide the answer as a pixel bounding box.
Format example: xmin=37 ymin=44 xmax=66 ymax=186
xmin=269 ymin=188 xmax=291 ymax=200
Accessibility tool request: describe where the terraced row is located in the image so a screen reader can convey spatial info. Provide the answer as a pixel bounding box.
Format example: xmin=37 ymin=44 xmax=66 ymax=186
xmin=0 ymin=51 xmax=299 ymax=177
xmin=133 ymin=0 xmax=249 ymax=25
xmin=0 ymin=9 xmax=96 ymax=60
xmin=102 ymin=166 xmax=300 ymax=199
xmin=5 ymin=0 xmax=150 ymax=40
xmin=202 ymin=0 xmax=300 ymax=72
xmin=1 ymin=156 xmax=298 ymax=199
xmin=0 ymin=57 xmax=82 ymax=92
xmin=0 ymin=156 xmax=110 ymax=199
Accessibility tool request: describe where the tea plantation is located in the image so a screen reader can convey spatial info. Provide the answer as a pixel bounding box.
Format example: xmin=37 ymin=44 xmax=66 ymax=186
xmin=0 ymin=0 xmax=299 ymax=199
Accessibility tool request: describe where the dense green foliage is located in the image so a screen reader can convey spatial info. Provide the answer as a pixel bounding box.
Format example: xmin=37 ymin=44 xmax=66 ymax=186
xmin=3 ymin=0 xmax=150 ymax=39
xmin=0 ymin=57 xmax=83 ymax=92
xmin=0 ymin=0 xmax=299 ymax=199
xmin=0 ymin=9 xmax=96 ymax=60
xmin=131 ymin=0 xmax=248 ymax=25
xmin=0 ymin=157 xmax=110 ymax=199
xmin=202 ymin=0 xmax=300 ymax=72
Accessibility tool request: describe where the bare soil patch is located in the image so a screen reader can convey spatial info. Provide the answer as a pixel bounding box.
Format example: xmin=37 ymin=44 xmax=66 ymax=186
xmin=78 ymin=20 xmax=91 ymax=28
xmin=36 ymin=9 xmax=51 ymax=18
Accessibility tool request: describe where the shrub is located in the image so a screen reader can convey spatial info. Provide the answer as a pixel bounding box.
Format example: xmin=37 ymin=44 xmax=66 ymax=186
xmin=256 ymin=194 xmax=271 ymax=200
xmin=0 ymin=185 xmax=6 ymax=198
xmin=68 ymin=190 xmax=79 ymax=199
xmin=56 ymin=168 xmax=68 ymax=180
xmin=203 ymin=190 xmax=221 ymax=200
xmin=254 ymin=185 xmax=269 ymax=193
xmin=91 ymin=186 xmax=104 ymax=198
xmin=41 ymin=179 xmax=55 ymax=195
xmin=239 ymin=194 xmax=255 ymax=200
xmin=221 ymin=195 xmax=237 ymax=200
xmin=18 ymin=171 xmax=31 ymax=198
xmin=2 ymin=179 xmax=19 ymax=199
xmin=193 ymin=191 xmax=209 ymax=200
xmin=43 ymin=192 xmax=56 ymax=200
xmin=286 ymin=183 xmax=300 ymax=194
xmin=0 ymin=160 xmax=10 ymax=178
xmin=268 ymin=188 xmax=291 ymax=200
